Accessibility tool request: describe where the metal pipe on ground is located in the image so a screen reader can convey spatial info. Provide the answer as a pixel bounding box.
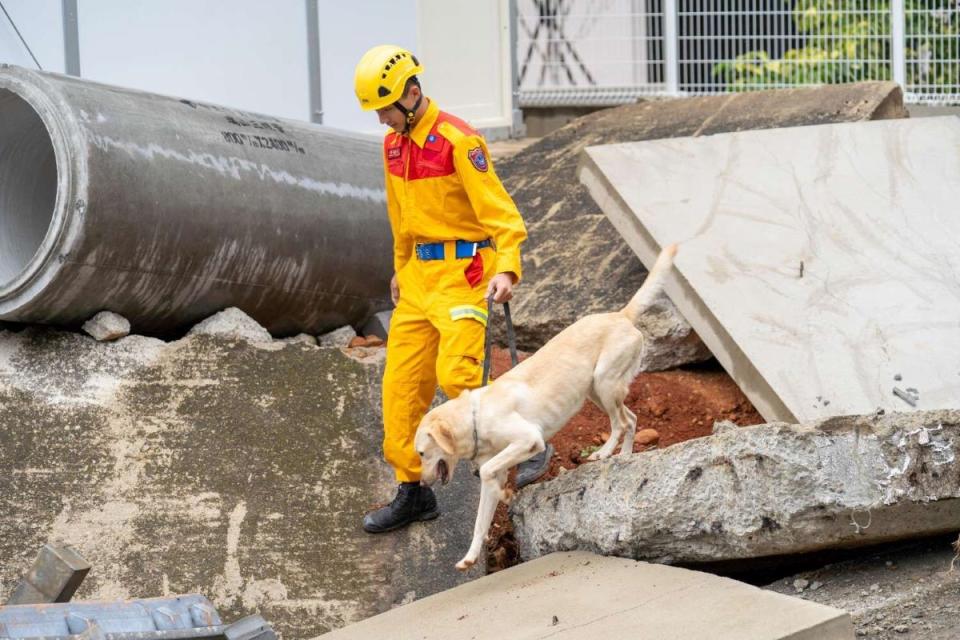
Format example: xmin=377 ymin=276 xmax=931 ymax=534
xmin=0 ymin=65 xmax=391 ymax=336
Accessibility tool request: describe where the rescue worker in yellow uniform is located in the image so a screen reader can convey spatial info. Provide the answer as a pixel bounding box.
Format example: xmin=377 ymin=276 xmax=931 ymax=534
xmin=355 ymin=45 xmax=553 ymax=533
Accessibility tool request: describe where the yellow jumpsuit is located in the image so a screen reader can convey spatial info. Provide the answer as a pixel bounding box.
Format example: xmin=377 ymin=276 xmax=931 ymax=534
xmin=382 ymin=99 xmax=527 ymax=482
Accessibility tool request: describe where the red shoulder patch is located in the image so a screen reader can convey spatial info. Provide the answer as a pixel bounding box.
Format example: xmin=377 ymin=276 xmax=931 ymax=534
xmin=467 ymin=147 xmax=488 ymax=172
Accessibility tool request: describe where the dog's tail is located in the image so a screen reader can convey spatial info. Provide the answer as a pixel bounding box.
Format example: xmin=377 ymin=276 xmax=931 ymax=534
xmin=621 ymin=243 xmax=678 ymax=325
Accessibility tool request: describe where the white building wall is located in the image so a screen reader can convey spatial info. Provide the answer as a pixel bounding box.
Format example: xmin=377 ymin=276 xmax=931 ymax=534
xmin=0 ymin=0 xmax=516 ymax=135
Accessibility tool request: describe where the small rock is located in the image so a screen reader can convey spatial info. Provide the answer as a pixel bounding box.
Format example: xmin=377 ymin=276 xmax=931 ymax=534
xmin=870 ymin=583 xmax=880 ymax=592
xmin=82 ymin=311 xmax=131 ymax=342
xmin=364 ymin=335 xmax=385 ymax=348
xmin=318 ymin=325 xmax=357 ymax=348
xmin=885 ymin=560 xmax=894 ymax=567
xmin=809 ymin=580 xmax=823 ymax=591
xmin=860 ymin=590 xmax=869 ymax=597
xmin=551 ymin=615 xmax=559 ymax=626
xmin=856 ymin=630 xmax=867 ymax=637
xmin=712 ymin=420 xmax=738 ymax=435
xmin=188 ymin=307 xmax=272 ymax=343
xmin=348 ymin=336 xmax=367 ymax=348
xmin=281 ymin=333 xmax=318 ymax=346
xmin=894 ymin=624 xmax=909 ymax=633
xmin=557 ymin=466 xmax=568 ymax=475
xmin=894 ymin=373 xmax=902 ymax=381
xmin=636 ymin=429 xmax=660 ymax=446
xmin=793 ymin=578 xmax=809 ymax=593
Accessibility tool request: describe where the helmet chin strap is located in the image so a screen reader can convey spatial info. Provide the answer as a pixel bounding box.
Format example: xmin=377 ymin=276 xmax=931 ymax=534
xmin=394 ymin=92 xmax=423 ymax=134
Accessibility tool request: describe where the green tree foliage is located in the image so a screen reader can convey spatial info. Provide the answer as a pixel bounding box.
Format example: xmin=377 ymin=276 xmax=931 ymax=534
xmin=713 ymin=0 xmax=959 ymax=91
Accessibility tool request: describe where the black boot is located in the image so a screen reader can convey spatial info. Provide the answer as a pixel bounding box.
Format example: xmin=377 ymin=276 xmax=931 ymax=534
xmin=515 ymin=444 xmax=554 ymax=489
xmin=362 ymin=482 xmax=440 ymax=533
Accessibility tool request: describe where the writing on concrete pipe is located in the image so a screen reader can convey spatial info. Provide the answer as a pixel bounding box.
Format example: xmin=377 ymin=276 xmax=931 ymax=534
xmin=0 ymin=65 xmax=392 ymax=336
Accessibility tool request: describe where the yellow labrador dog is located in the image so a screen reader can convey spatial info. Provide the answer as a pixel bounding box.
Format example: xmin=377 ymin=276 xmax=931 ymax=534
xmin=415 ymin=244 xmax=678 ymax=570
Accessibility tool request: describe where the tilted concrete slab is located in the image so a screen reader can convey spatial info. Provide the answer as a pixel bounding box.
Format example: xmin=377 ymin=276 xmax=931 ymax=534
xmin=578 ymin=116 xmax=960 ymax=423
xmin=312 ymin=551 xmax=854 ymax=640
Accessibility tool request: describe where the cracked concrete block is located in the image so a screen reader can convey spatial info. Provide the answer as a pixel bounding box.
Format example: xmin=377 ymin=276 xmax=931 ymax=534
xmin=0 ymin=325 xmax=481 ymax=638
xmin=188 ymin=308 xmax=272 ymax=344
xmin=512 ymin=410 xmax=960 ymax=567
xmin=318 ymin=326 xmax=357 ymax=348
xmin=82 ymin=311 xmax=130 ymax=342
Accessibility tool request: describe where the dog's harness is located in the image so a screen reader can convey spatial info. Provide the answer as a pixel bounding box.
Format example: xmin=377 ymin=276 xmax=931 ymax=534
xmin=468 ymin=293 xmax=519 ymax=463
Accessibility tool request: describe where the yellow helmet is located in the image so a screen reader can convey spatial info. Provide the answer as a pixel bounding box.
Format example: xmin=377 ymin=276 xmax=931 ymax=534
xmin=354 ymin=45 xmax=424 ymax=111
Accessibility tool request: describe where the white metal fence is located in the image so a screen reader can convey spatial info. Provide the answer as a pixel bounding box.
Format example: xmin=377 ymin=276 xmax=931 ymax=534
xmin=516 ymin=0 xmax=960 ymax=106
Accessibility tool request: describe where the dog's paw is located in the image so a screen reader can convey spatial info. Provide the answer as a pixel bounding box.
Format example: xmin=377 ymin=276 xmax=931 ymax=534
xmin=501 ymin=487 xmax=514 ymax=504
xmin=455 ymin=557 xmax=476 ymax=572
xmin=587 ymin=450 xmax=610 ymax=462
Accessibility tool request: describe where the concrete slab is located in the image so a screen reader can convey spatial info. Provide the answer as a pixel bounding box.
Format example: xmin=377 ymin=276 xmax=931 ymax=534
xmin=313 ymin=551 xmax=854 ymax=640
xmin=579 ymin=116 xmax=960 ymax=423
xmin=513 ymin=410 xmax=960 ymax=565
xmin=0 ymin=315 xmax=482 ymax=638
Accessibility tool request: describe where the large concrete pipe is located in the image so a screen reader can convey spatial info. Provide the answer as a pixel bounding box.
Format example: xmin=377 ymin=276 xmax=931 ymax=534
xmin=0 ymin=65 xmax=392 ymax=335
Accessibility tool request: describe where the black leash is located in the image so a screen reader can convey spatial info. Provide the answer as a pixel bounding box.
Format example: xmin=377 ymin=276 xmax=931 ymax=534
xmin=482 ymin=293 xmax=519 ymax=387
xmin=471 ymin=294 xmax=519 ymax=465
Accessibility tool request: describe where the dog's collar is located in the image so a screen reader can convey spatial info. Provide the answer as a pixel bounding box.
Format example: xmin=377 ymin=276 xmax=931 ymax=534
xmin=469 ymin=391 xmax=480 ymax=462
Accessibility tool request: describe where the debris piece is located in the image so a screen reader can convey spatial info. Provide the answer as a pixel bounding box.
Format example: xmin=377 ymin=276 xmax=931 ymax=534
xmin=870 ymin=583 xmax=880 ymax=592
xmin=364 ymin=335 xmax=385 ymax=348
xmin=318 ymin=325 xmax=357 ymax=348
xmin=793 ymin=578 xmax=809 ymax=593
xmin=7 ymin=543 xmax=90 ymax=605
xmin=348 ymin=336 xmax=367 ymax=348
xmin=188 ymin=307 xmax=272 ymax=343
xmin=892 ymin=387 xmax=917 ymax=407
xmin=894 ymin=373 xmax=902 ymax=381
xmin=551 ymin=615 xmax=559 ymax=626
xmin=280 ymin=333 xmax=317 ymax=346
xmin=82 ymin=311 xmax=130 ymax=342
xmin=712 ymin=420 xmax=738 ymax=435
xmin=636 ymin=429 xmax=660 ymax=446
xmin=809 ymin=581 xmax=823 ymax=591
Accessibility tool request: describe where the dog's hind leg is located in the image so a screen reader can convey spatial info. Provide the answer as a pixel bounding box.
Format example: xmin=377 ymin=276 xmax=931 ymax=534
xmin=618 ymin=404 xmax=638 ymax=458
xmin=586 ymin=377 xmax=629 ymax=461
xmin=457 ymin=428 xmax=544 ymax=571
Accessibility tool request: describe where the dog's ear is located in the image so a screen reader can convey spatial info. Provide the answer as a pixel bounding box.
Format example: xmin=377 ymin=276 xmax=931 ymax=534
xmin=429 ymin=417 xmax=458 ymax=456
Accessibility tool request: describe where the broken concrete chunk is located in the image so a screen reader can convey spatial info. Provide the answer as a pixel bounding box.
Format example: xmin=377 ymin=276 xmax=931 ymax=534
xmin=187 ymin=307 xmax=272 ymax=343
xmin=82 ymin=311 xmax=130 ymax=342
xmin=512 ymin=410 xmax=960 ymax=567
xmin=281 ymin=333 xmax=318 ymax=347
xmin=318 ymin=325 xmax=358 ymax=348
xmin=712 ymin=420 xmax=739 ymax=435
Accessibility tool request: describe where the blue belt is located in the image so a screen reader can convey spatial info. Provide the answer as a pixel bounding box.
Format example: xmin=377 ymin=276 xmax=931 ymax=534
xmin=415 ymin=239 xmax=491 ymax=261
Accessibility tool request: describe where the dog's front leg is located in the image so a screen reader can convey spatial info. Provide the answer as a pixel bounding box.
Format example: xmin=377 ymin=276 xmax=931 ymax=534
xmin=456 ymin=439 xmax=543 ymax=571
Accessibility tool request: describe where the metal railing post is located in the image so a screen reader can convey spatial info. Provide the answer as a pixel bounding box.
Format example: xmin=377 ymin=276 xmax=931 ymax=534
xmin=664 ymin=0 xmax=680 ymax=95
xmin=890 ymin=0 xmax=907 ymax=88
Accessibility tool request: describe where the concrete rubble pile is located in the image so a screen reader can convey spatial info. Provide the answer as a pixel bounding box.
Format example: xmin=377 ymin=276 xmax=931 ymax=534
xmin=0 ymin=308 xmax=480 ymax=639
xmin=512 ymin=410 xmax=960 ymax=566
xmin=496 ymin=81 xmax=908 ymax=370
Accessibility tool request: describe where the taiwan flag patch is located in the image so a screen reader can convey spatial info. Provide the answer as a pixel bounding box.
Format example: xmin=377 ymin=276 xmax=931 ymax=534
xmin=467 ymin=146 xmax=488 ymax=172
